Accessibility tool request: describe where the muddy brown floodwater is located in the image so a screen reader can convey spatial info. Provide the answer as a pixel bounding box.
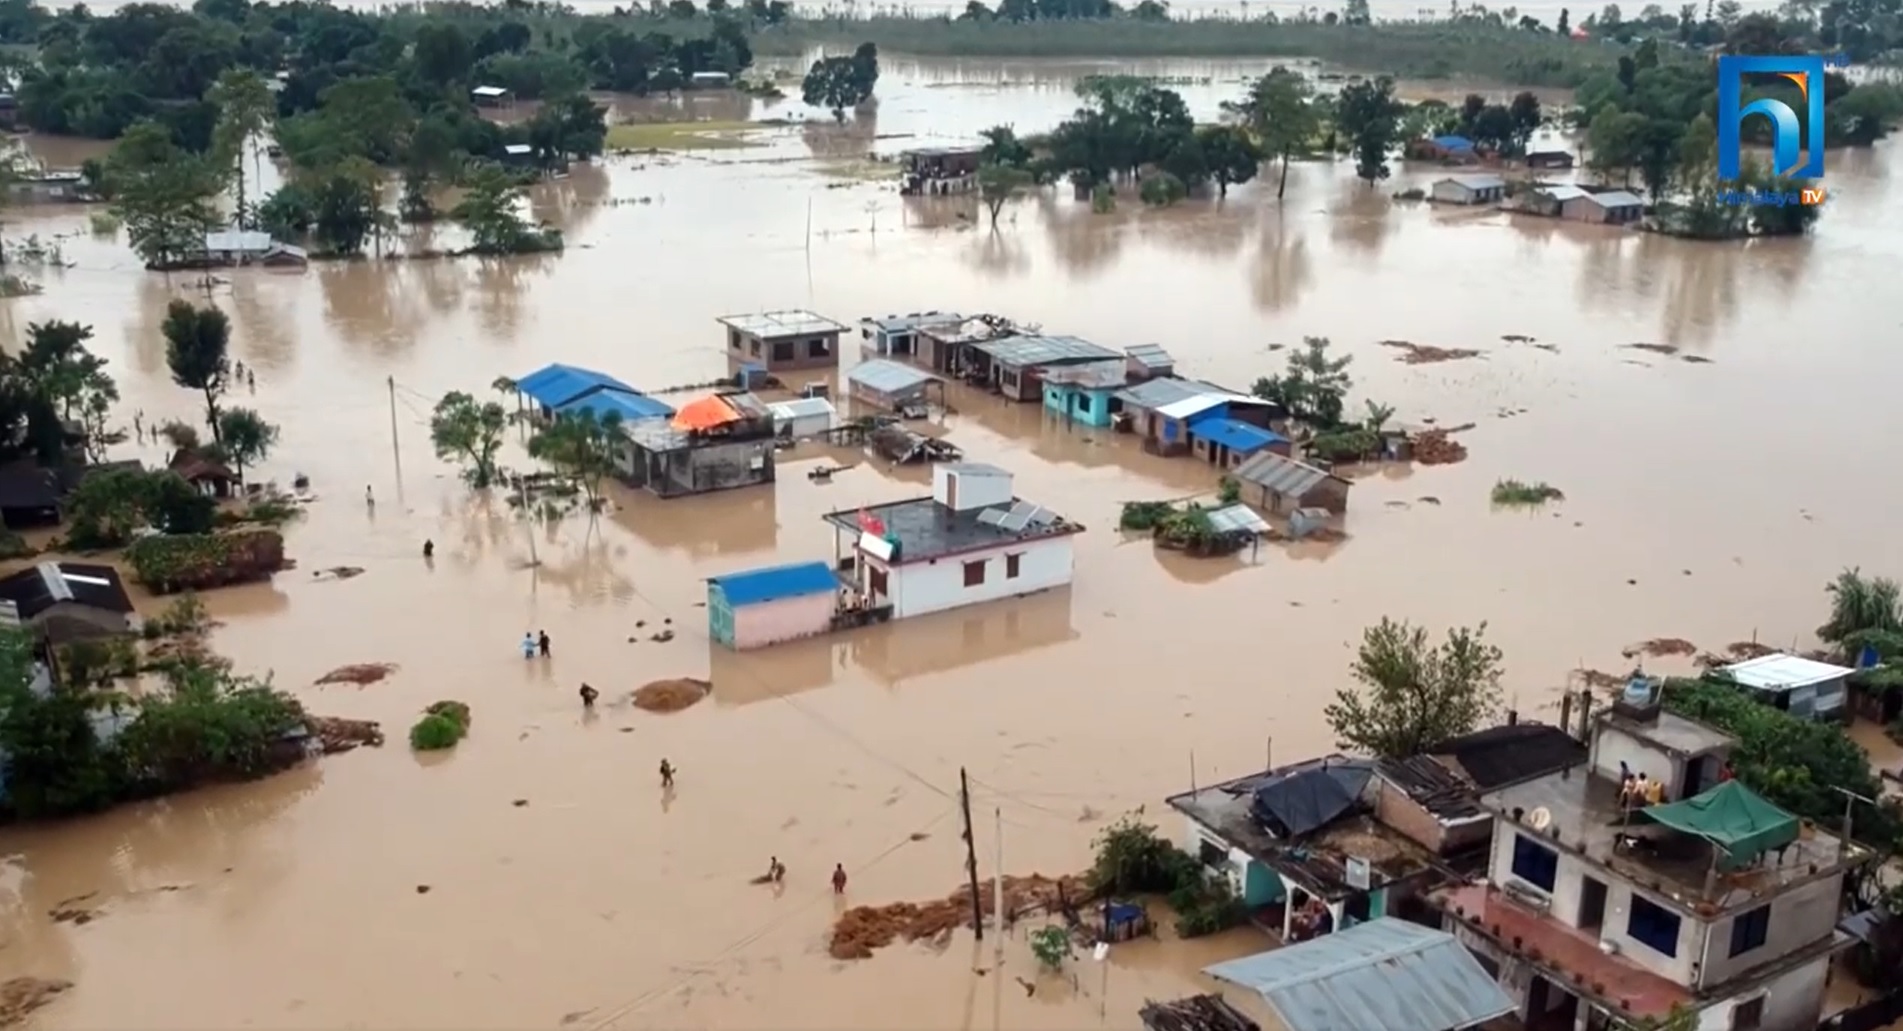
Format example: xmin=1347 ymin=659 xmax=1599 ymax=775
xmin=0 ymin=57 xmax=1897 ymax=1030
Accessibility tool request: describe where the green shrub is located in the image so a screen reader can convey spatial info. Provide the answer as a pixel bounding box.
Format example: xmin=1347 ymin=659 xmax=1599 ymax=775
xmin=1491 ymin=478 xmax=1565 ymax=505
xmin=113 ymin=662 xmax=306 ymax=791
xmin=0 ymin=530 xmax=32 ymax=560
xmin=409 ymin=713 xmax=464 ymax=750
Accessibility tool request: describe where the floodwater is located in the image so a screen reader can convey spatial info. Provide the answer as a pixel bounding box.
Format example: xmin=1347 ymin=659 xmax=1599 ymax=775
xmin=0 ymin=56 xmax=1898 ymax=1029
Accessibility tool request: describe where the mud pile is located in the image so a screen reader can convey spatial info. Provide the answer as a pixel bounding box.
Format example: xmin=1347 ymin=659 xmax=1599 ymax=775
xmin=309 ymin=715 xmax=385 ymax=753
xmin=1622 ymin=638 xmax=1696 ymax=659
xmin=633 ymin=678 xmax=710 ymax=713
xmin=0 ymin=978 xmax=70 ymax=1027
xmin=829 ymin=873 xmax=1087 ymax=960
xmin=1380 ymin=340 xmax=1482 ymax=364
xmin=315 ymin=663 xmax=398 ymax=686
xmin=1411 ymin=429 xmax=1469 ymax=466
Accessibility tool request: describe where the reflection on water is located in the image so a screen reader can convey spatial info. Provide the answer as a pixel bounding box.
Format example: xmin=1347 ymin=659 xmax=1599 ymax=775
xmin=1251 ymin=210 xmax=1312 ymax=312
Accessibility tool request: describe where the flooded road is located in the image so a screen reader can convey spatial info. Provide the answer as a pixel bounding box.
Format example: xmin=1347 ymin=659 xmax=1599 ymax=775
xmin=0 ymin=57 xmax=1898 ymax=1029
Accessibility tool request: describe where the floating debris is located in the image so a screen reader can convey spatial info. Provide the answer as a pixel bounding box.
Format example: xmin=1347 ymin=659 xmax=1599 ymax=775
xmin=1501 ymin=334 xmax=1536 ymax=343
xmin=311 ymin=566 xmax=365 ymax=581
xmin=1379 ymin=340 xmax=1483 ymax=364
xmin=308 ymin=715 xmax=384 ymax=753
xmin=315 ymin=663 xmax=398 ymax=686
xmin=1412 ymin=429 xmax=1469 ymax=466
xmin=0 ymin=978 xmax=71 ymax=1027
xmin=632 ymin=678 xmax=711 ymax=713
xmin=829 ymin=873 xmax=1088 ymax=960
xmin=1622 ymin=638 xmax=1698 ymax=659
xmin=1625 ymin=342 xmax=1679 ymax=356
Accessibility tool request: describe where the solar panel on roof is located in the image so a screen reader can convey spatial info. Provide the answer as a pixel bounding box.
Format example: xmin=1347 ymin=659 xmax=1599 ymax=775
xmin=995 ymin=502 xmax=1036 ymax=532
xmin=1026 ymin=506 xmax=1056 ymax=527
xmin=977 ymin=509 xmax=1008 ymax=526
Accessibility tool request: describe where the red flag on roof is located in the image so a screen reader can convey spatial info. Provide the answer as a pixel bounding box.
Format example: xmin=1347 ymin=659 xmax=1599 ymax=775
xmin=857 ymin=508 xmax=885 ymax=536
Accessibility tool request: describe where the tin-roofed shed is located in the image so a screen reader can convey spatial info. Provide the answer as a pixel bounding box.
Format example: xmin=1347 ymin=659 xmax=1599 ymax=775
xmin=719 ymin=310 xmax=849 ymax=372
xmin=1233 ymin=451 xmax=1350 ymax=514
xmin=1431 ymin=174 xmax=1506 ymax=205
xmin=1203 ymin=918 xmax=1514 ymax=1031
xmin=707 ymin=561 xmax=840 ymax=650
xmin=970 ymin=335 xmax=1120 ymax=402
xmin=848 ymin=359 xmax=943 ymax=413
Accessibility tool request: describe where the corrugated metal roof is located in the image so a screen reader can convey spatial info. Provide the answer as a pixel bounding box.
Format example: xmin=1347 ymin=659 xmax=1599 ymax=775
xmin=848 ymin=359 xmax=938 ymax=394
xmin=766 ymin=397 xmax=836 ymax=421
xmin=1116 ymin=378 xmax=1255 ymax=411
xmin=1188 ymin=418 xmax=1286 ymax=454
xmin=516 ymin=364 xmax=638 ymax=408
xmin=1536 ymin=185 xmax=1590 ymax=202
xmin=1586 ymin=190 xmax=1645 ymax=208
xmin=1205 ymin=504 xmax=1269 ymax=535
xmin=1233 ymin=451 xmax=1341 ymax=498
xmin=942 ymin=462 xmax=1010 ymax=477
xmin=1040 ymin=360 xmax=1128 ymax=390
xmin=1442 ymin=174 xmax=1505 ymax=190
xmin=503 ymin=144 xmax=533 ymax=156
xmin=471 ymin=85 xmax=509 ymax=96
xmin=718 ymin=310 xmax=848 ymax=338
xmin=1156 ymin=395 xmax=1236 ymax=421
xmin=862 ymin=311 xmax=963 ymax=333
xmin=1125 ymin=343 xmax=1174 ymax=369
xmin=708 ymin=561 xmax=840 ymax=606
xmin=1202 ymin=918 xmax=1514 ymax=1031
xmin=1432 ymin=134 xmax=1475 ymax=149
xmin=556 ymin=390 xmax=674 ymax=423
xmin=972 ymin=335 xmax=1118 ymax=366
xmin=204 ymin=229 xmax=274 ymax=253
xmin=1724 ymin=653 xmax=1854 ymax=691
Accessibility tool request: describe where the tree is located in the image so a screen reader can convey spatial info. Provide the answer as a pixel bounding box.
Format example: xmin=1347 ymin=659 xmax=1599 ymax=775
xmin=16 ymin=320 xmax=121 ymax=462
xmin=802 ymin=53 xmax=875 ymax=121
xmin=1196 ymin=125 xmax=1261 ymax=197
xmin=1635 ymin=117 xmax=1684 ymax=201
xmin=215 ymin=407 xmax=278 ymax=483
xmin=978 ymin=125 xmax=1034 ymax=169
xmin=66 ymin=468 xmax=151 ymax=547
xmin=1230 ymin=67 xmax=1317 ymax=199
xmin=1507 ymin=91 xmax=1543 ymax=154
xmin=1334 ymin=76 xmax=1404 ymax=186
xmin=1324 ymin=618 xmax=1505 ymax=759
xmin=1255 ymin=335 xmax=1353 ymax=428
xmin=977 ymin=162 xmax=1033 ymax=226
xmin=161 ymin=300 xmax=232 ymax=443
xmin=1587 ymin=107 xmax=1646 ymax=185
xmin=453 ymin=166 xmax=544 ymax=254
xmin=527 ymin=409 xmax=625 ymax=510
xmin=850 ymin=42 xmax=880 ymax=98
xmin=207 ymin=68 xmax=274 ymax=228
xmin=430 ymin=391 xmax=507 ymax=488
xmin=1820 ymin=569 xmax=1903 ymax=658
xmin=107 ymin=121 xmax=222 ymax=268
xmin=308 ymin=160 xmax=381 ymax=255
xmin=1557 ymin=7 xmax=1570 ymax=33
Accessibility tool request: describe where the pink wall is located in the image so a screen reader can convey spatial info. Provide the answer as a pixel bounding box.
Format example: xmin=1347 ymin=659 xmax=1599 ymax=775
xmin=732 ymin=592 xmax=835 ymax=649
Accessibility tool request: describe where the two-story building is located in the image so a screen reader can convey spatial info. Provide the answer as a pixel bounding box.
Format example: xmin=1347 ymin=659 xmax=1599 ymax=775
xmin=1436 ymin=681 xmax=1865 ymax=1031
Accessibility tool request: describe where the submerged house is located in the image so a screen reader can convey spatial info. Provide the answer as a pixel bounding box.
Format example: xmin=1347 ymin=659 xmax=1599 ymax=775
xmin=0 ymin=463 xmax=63 ymax=529
xmin=1188 ymin=418 xmax=1290 ymax=470
xmin=621 ymin=392 xmax=776 ymax=498
xmin=1435 ymin=684 xmax=1863 ymax=1031
xmin=1411 ymin=134 xmax=1479 ymax=163
xmin=765 ymin=397 xmax=836 ymax=440
xmin=1231 ymin=451 xmax=1351 ymax=515
xmin=859 ymin=312 xmax=965 ymax=360
xmin=821 ymin=463 xmax=1083 ymax=621
xmin=1040 ymin=361 xmax=1130 ymax=428
xmin=846 ymin=360 xmax=943 ymax=413
xmin=1526 ymin=149 xmax=1576 ymax=169
xmin=1430 ymin=174 xmax=1506 ymax=205
xmin=913 ymin=316 xmax=1023 ymax=376
xmin=1521 ymin=183 xmax=1589 ymax=217
xmin=966 ymin=335 xmax=1121 ymax=403
xmin=1113 ymin=378 xmax=1283 ymax=457
xmin=718 ymin=310 xmax=850 ymax=373
xmin=199 ymin=230 xmax=308 ymax=268
xmin=513 ymin=363 xmax=673 ymax=423
xmin=9 ymin=170 xmax=86 ymax=204
xmin=1563 ymin=189 xmax=1645 ymax=225
xmin=0 ymin=562 xmax=136 ymax=644
xmin=706 ymin=561 xmax=842 ymax=650
xmin=898 ymin=146 xmax=983 ymax=196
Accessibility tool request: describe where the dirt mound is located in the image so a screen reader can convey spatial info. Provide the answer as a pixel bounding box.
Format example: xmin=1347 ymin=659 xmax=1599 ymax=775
xmin=1412 ymin=429 xmax=1469 ymax=466
xmin=633 ymin=678 xmax=710 ymax=713
xmin=829 ymin=873 xmax=1087 ymax=960
xmin=1380 ymin=340 xmax=1482 ymax=364
xmin=1726 ymin=641 xmax=1777 ymax=660
xmin=315 ymin=663 xmax=398 ymax=686
xmin=308 ymin=715 xmax=384 ymax=753
xmin=0 ymin=977 xmax=71 ymax=1027
xmin=1621 ymin=638 xmax=1697 ymax=659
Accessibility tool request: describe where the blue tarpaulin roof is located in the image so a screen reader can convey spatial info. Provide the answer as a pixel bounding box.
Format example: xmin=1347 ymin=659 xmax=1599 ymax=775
xmin=1433 ymin=134 xmax=1476 ymax=150
xmin=556 ymin=389 xmax=674 ymax=422
xmin=708 ymin=561 xmax=840 ymax=606
xmin=1204 ymin=918 xmax=1514 ymax=1031
xmin=1189 ymin=418 xmax=1286 ymax=455
xmin=516 ymin=364 xmax=637 ymax=408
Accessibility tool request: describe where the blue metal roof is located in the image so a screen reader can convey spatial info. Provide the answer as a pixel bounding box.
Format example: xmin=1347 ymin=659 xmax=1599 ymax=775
xmin=1433 ymin=134 xmax=1476 ymax=150
xmin=708 ymin=561 xmax=840 ymax=606
xmin=1203 ymin=918 xmax=1513 ymax=1031
xmin=1188 ymin=417 xmax=1286 ymax=455
xmin=556 ymin=389 xmax=674 ymax=423
xmin=516 ymin=363 xmax=637 ymax=408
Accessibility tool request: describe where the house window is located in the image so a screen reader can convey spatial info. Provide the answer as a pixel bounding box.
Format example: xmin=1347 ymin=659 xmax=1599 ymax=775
xmin=1731 ymin=995 xmax=1763 ymax=1030
xmin=1005 ymin=553 xmax=1021 ymax=579
xmin=729 ymin=329 xmax=743 ymax=351
xmin=963 ymin=560 xmax=986 ymax=587
xmin=748 ymin=337 xmax=761 ymax=356
xmin=807 ymin=336 xmax=833 ymax=358
xmin=1627 ymin=894 xmax=1681 ymax=958
xmin=1198 ymin=837 xmax=1227 ymax=869
xmin=1509 ymin=834 xmax=1558 ymax=892
xmin=1729 ymin=904 xmax=1770 ymax=957
xmin=771 ymin=340 xmax=794 ymax=362
xmin=1000 ymin=368 xmax=1018 ymax=388
xmin=868 ymin=565 xmax=887 ymax=598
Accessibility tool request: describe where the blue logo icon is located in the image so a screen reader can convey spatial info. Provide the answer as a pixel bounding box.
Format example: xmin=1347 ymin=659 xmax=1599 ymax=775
xmin=1717 ymin=55 xmax=1826 ymax=180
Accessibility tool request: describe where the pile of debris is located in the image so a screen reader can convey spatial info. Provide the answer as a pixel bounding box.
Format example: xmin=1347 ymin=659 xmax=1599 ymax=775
xmin=829 ymin=872 xmax=1088 ymax=960
xmin=1380 ymin=340 xmax=1482 ymax=364
xmin=633 ymin=677 xmax=710 ymax=713
xmin=1139 ymin=995 xmax=1261 ymax=1031
xmin=1411 ymin=428 xmax=1468 ymax=465
xmin=0 ymin=978 xmax=70 ymax=1027
xmin=1622 ymin=638 xmax=1696 ymax=660
xmin=308 ymin=715 xmax=384 ymax=753
xmin=315 ymin=663 xmax=398 ymax=686
xmin=869 ymin=424 xmax=961 ymax=465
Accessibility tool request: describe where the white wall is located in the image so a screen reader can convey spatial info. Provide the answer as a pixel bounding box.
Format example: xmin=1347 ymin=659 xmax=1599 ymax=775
xmin=933 ymin=465 xmax=1014 ymax=512
xmin=1697 ymin=874 xmax=1842 ymax=988
xmin=1693 ymin=953 xmax=1831 ymax=1031
xmin=882 ymin=534 xmax=1074 ymax=620
xmin=1590 ymin=723 xmax=1688 ymax=798
xmin=731 ymin=593 xmax=835 ymax=650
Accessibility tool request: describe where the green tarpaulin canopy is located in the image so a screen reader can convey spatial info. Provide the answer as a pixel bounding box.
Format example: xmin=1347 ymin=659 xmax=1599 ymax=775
xmin=1636 ymin=781 xmax=1800 ymax=868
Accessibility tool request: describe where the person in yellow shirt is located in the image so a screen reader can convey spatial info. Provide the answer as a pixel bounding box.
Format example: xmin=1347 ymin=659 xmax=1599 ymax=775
xmin=1644 ymin=776 xmax=1665 ymax=806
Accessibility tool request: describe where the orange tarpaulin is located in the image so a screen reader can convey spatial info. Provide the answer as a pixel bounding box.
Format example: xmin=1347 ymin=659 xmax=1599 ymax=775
xmin=671 ymin=395 xmax=739 ymax=431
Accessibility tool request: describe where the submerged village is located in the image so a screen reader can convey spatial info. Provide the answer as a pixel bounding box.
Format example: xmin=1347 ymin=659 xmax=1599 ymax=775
xmin=0 ymin=0 xmax=1900 ymax=1029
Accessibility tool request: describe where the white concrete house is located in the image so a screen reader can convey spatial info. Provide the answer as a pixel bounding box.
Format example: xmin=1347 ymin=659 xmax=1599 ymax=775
xmin=1721 ymin=652 xmax=1855 ymax=721
xmin=822 ymin=463 xmax=1082 ymax=620
xmin=1437 ymin=682 xmax=1862 ymax=1031
xmin=1431 ymin=173 xmax=1507 ymax=205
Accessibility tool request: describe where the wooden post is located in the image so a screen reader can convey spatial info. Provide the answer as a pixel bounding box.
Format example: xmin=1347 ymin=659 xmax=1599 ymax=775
xmin=960 ymin=768 xmax=983 ymax=941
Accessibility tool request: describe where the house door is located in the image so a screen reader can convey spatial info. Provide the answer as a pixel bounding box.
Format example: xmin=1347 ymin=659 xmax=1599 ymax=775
xmin=1578 ymin=876 xmax=1607 ymax=931
xmin=1681 ymin=758 xmax=1706 ymax=800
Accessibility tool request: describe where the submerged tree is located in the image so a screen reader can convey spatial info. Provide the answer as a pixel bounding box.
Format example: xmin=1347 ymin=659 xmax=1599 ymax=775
xmin=977 ymin=163 xmax=1033 ymax=226
xmin=1820 ymin=569 xmax=1903 ymax=660
xmin=160 ymin=300 xmax=232 ymax=444
xmin=527 ymin=409 xmax=625 ymax=511
xmin=215 ymin=407 xmax=279 ymax=483
xmin=453 ymin=167 xmax=547 ymax=254
xmin=430 ymin=391 xmax=508 ymax=488
xmin=801 ymin=46 xmax=878 ymax=121
xmin=1196 ymin=125 xmax=1262 ymax=198
xmin=208 ymin=68 xmax=276 ymax=229
xmin=1227 ymin=66 xmax=1318 ymax=200
xmin=15 ymin=320 xmax=122 ymax=460
xmin=107 ymin=121 xmax=224 ymax=268
xmin=1251 ymin=336 xmax=1353 ymax=428
xmin=1334 ymin=76 xmax=1404 ymax=187
xmin=1324 ymin=618 xmax=1505 ymax=759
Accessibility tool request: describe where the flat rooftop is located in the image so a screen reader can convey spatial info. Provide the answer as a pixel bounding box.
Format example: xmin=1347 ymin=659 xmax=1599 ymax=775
xmin=1482 ymin=766 xmax=1859 ymax=914
xmin=1167 ymin=771 xmax=1441 ymax=900
xmin=1597 ymin=708 xmax=1733 ymax=758
xmin=717 ymin=310 xmax=848 ymax=339
xmin=824 ymin=496 xmax=1082 ymax=566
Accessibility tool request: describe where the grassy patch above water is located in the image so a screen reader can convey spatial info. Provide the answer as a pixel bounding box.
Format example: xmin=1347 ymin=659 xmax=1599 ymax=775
xmin=1491 ymin=479 xmax=1565 ymax=506
xmin=606 ymin=120 xmax=774 ymax=151
xmin=816 ymin=159 xmax=903 ymax=181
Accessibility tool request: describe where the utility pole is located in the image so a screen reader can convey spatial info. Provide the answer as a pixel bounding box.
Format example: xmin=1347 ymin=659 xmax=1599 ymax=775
xmin=387 ymin=376 xmax=403 ymax=479
xmin=516 ymin=472 xmax=539 ymax=566
xmin=960 ymin=767 xmax=983 ymax=942
xmin=387 ymin=376 xmax=400 ymax=445
xmin=993 ymin=807 xmax=1005 ymax=966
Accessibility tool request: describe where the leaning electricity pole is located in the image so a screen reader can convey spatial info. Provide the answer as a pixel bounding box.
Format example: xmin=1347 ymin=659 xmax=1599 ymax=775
xmin=960 ymin=767 xmax=984 ymax=942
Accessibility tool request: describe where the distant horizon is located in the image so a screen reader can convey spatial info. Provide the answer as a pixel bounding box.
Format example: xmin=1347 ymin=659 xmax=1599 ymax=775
xmin=35 ymin=0 xmax=1792 ymax=18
